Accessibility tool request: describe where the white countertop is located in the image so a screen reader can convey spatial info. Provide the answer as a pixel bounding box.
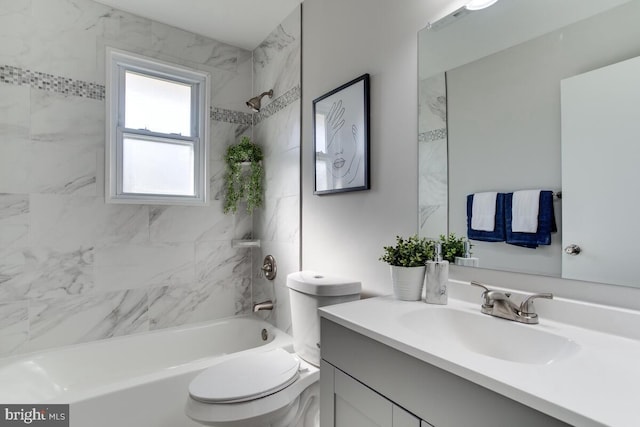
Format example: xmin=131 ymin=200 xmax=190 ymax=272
xmin=319 ymin=294 xmax=640 ymax=427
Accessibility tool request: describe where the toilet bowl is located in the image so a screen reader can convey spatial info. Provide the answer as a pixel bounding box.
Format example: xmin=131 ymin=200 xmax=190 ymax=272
xmin=186 ymin=348 xmax=319 ymax=427
xmin=185 ymin=271 xmax=361 ymax=427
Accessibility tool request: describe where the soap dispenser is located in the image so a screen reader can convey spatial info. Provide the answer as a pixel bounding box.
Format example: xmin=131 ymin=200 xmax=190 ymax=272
xmin=454 ymin=240 xmax=479 ymax=267
xmin=425 ymin=243 xmax=448 ymax=305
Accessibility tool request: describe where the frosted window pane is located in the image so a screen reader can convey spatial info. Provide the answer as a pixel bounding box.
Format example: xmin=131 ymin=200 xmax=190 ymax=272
xmin=125 ymin=72 xmax=192 ymax=136
xmin=122 ymin=137 xmax=195 ymax=196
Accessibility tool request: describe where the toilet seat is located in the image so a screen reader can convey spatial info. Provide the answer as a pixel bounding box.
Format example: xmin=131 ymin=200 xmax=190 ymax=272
xmin=189 ymin=348 xmax=301 ymax=404
xmin=186 ymin=352 xmax=319 ymax=426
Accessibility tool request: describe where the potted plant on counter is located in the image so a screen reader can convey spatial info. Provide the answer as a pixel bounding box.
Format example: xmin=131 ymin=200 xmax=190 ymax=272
xmin=379 ymin=235 xmax=434 ymax=301
xmin=438 ymin=233 xmax=468 ymax=263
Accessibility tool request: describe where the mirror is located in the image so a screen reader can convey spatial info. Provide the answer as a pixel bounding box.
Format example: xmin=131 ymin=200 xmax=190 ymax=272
xmin=418 ymin=0 xmax=640 ymax=287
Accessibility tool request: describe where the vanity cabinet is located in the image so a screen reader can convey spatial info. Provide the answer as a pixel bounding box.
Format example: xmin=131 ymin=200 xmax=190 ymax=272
xmin=320 ymin=318 xmax=569 ymax=427
xmin=322 ymin=360 xmax=430 ymax=427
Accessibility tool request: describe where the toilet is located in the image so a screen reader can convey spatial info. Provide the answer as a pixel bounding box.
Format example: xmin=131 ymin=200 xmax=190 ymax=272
xmin=186 ymin=271 xmax=361 ymax=427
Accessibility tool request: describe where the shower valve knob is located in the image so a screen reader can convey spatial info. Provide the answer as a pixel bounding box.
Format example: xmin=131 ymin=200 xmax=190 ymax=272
xmin=261 ymin=255 xmax=277 ymax=280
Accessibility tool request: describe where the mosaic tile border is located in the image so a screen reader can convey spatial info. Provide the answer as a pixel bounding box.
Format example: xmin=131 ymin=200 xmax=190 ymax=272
xmin=210 ymin=107 xmax=253 ymax=126
xmin=0 ymin=65 xmax=105 ymax=100
xmin=253 ymin=85 xmax=301 ymax=125
xmin=419 ymin=128 xmax=447 ymax=143
xmin=210 ymin=84 xmax=300 ymax=125
xmin=1 ymin=65 xmax=300 ymax=126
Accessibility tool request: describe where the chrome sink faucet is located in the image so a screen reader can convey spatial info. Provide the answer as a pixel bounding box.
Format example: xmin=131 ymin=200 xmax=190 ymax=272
xmin=470 ymin=281 xmax=552 ymax=325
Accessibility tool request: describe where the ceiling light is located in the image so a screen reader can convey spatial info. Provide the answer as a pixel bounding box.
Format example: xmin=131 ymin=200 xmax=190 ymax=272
xmin=465 ymin=0 xmax=499 ymax=11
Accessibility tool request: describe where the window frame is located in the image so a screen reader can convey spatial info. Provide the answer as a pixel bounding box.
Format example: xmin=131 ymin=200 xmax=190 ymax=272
xmin=106 ymin=48 xmax=210 ymax=205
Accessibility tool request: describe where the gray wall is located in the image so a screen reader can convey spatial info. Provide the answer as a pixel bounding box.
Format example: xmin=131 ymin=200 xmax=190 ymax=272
xmin=301 ymin=0 xmax=453 ymax=295
xmin=446 ymin=29 xmax=564 ymax=277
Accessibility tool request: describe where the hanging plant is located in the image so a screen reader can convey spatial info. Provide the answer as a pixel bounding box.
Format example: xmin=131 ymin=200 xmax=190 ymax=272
xmin=223 ymin=136 xmax=265 ymax=214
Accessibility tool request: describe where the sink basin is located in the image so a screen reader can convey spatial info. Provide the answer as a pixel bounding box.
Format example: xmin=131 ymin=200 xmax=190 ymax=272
xmin=399 ymin=306 xmax=579 ymax=365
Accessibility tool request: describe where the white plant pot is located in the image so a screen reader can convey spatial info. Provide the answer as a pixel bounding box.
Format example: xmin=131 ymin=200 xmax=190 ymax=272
xmin=390 ymin=265 xmax=426 ymax=301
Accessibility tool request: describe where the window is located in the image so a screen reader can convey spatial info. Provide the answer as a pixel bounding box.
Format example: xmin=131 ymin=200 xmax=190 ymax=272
xmin=106 ymin=48 xmax=210 ymax=205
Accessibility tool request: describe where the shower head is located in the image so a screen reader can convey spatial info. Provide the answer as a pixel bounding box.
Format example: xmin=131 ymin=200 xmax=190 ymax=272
xmin=246 ymin=89 xmax=274 ymax=112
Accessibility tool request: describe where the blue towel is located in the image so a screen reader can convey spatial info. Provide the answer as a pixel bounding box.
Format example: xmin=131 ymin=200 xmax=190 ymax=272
xmin=467 ymin=193 xmax=506 ymax=242
xmin=505 ymin=191 xmax=557 ymax=248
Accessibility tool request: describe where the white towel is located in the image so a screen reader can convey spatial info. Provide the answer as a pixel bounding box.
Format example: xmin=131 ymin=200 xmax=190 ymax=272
xmin=511 ymin=190 xmax=541 ymax=233
xmin=471 ymin=192 xmax=498 ymax=232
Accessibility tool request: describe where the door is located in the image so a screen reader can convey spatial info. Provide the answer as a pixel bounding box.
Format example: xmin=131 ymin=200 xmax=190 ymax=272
xmin=561 ymin=55 xmax=640 ymax=286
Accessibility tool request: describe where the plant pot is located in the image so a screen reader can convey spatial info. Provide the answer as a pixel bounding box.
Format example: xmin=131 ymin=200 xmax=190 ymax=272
xmin=390 ymin=265 xmax=426 ymax=301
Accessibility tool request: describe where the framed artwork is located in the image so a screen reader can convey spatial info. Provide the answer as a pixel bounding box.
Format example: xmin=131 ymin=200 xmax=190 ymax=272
xmin=313 ymin=74 xmax=370 ymax=195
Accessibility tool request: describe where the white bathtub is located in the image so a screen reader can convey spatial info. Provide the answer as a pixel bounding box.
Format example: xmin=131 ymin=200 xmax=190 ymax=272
xmin=0 ymin=315 xmax=292 ymax=427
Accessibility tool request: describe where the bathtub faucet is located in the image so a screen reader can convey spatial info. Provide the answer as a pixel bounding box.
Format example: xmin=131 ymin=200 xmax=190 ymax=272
xmin=253 ymin=300 xmax=274 ymax=312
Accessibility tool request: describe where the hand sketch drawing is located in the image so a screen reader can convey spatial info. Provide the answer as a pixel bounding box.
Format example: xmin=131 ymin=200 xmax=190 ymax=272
xmin=313 ymin=74 xmax=369 ymax=194
xmin=324 ymin=100 xmax=362 ymax=185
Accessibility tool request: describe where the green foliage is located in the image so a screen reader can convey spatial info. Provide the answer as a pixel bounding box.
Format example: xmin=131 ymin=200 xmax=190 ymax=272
xmin=379 ymin=235 xmax=435 ymax=267
xmin=223 ymin=136 xmax=265 ymax=214
xmin=438 ymin=233 xmax=471 ymax=263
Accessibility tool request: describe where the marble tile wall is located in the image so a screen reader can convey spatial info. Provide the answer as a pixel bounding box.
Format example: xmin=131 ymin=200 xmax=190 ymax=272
xmin=251 ymin=7 xmax=302 ymax=334
xmin=0 ymin=0 xmax=258 ymax=356
xmin=418 ymin=73 xmax=449 ymax=240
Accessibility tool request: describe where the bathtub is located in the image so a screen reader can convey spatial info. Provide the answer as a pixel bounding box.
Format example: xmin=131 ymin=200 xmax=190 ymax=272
xmin=0 ymin=315 xmax=292 ymax=427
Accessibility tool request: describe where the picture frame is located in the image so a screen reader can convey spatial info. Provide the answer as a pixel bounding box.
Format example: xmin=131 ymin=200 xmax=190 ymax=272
xmin=313 ymin=74 xmax=370 ymax=195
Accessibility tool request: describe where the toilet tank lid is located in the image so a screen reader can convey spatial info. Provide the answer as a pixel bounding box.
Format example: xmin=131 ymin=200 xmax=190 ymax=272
xmin=286 ymin=271 xmax=361 ymax=296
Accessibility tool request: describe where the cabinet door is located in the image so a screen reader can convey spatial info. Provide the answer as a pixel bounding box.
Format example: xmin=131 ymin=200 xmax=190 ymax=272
xmin=393 ymin=404 xmax=421 ymax=427
xmin=334 ymin=369 xmax=392 ymax=427
xmin=322 ymin=361 xmax=428 ymax=427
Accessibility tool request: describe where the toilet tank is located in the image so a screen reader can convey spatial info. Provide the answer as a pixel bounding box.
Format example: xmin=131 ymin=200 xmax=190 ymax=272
xmin=286 ymin=271 xmax=361 ymax=366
